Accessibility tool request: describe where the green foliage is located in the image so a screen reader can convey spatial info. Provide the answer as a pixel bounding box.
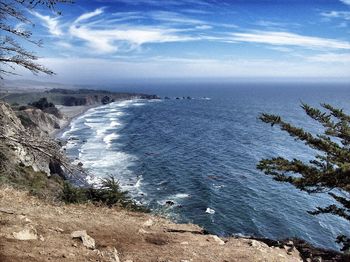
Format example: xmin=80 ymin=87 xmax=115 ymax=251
xmin=29 ymin=97 xmax=61 ymax=117
xmin=29 ymin=97 xmax=54 ymax=110
xmin=0 ymin=164 xmax=64 ymax=201
xmin=61 ymin=176 xmax=148 ymax=212
xmin=17 ymin=113 xmax=37 ymax=128
xmin=258 ymin=103 xmax=350 ymax=252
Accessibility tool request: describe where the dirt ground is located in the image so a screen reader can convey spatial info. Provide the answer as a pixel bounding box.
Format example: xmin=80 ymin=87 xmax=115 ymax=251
xmin=0 ymin=187 xmax=302 ymax=262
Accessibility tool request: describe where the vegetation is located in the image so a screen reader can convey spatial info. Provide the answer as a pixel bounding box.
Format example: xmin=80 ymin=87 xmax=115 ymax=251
xmin=16 ymin=113 xmax=38 ymax=128
xmin=258 ymin=103 xmax=350 ymax=252
xmin=30 ymin=97 xmax=55 ymax=110
xmin=0 ymin=0 xmax=69 ymax=78
xmin=29 ymin=97 xmax=61 ymax=117
xmin=61 ymin=176 xmax=149 ymax=212
xmin=0 ymin=164 xmax=64 ymax=201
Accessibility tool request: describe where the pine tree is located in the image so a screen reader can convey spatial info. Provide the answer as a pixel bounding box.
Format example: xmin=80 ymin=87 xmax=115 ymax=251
xmin=257 ymin=103 xmax=350 ymax=252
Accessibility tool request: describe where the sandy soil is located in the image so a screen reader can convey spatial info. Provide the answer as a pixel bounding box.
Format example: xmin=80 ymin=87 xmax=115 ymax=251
xmin=0 ymin=187 xmax=302 ymax=262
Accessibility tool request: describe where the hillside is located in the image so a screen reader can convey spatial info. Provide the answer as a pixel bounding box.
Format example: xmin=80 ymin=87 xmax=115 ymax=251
xmin=0 ymin=187 xmax=304 ymax=262
xmin=0 ymin=88 xmax=158 ymax=107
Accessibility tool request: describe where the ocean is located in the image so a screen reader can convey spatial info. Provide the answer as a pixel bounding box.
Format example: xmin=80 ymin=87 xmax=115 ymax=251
xmin=61 ymin=82 xmax=350 ymax=250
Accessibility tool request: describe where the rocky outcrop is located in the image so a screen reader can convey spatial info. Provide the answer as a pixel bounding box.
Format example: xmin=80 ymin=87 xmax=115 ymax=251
xmin=71 ymin=230 xmax=96 ymax=249
xmin=0 ymin=102 xmax=77 ymax=177
xmin=16 ymin=108 xmax=61 ymax=135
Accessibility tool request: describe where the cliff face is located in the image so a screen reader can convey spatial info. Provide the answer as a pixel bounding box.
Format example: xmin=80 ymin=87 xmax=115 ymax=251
xmin=0 ymin=102 xmax=70 ymax=177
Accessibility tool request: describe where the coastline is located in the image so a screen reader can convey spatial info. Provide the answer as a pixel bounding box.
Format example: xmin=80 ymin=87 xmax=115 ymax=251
xmin=0 ymin=98 xmax=346 ymax=261
xmin=52 ymin=104 xmax=101 ymax=138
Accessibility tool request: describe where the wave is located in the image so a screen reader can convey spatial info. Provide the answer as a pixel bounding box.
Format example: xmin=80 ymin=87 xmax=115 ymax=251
xmin=103 ymin=133 xmax=119 ymax=147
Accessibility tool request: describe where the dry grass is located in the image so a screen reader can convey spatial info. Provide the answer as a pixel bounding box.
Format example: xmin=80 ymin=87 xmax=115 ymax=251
xmin=0 ymin=186 xmax=302 ymax=262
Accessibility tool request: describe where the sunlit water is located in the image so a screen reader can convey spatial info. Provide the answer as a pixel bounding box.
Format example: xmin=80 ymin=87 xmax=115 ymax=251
xmin=61 ymin=83 xmax=350 ymax=250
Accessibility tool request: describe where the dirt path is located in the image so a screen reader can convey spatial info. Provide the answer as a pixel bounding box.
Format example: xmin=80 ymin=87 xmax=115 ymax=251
xmin=0 ymin=187 xmax=302 ymax=262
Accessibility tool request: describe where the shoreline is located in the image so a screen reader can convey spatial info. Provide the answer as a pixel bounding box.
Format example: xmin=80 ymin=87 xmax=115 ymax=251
xmin=0 ymin=98 xmax=346 ymax=261
xmin=52 ymin=104 xmax=101 ymax=138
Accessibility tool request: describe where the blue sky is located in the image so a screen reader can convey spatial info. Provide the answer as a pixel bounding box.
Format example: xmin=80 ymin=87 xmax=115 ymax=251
xmin=12 ymin=0 xmax=350 ymax=83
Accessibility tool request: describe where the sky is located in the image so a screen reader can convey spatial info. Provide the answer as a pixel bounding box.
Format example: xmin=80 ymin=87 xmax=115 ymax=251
xmin=9 ymin=0 xmax=350 ymax=84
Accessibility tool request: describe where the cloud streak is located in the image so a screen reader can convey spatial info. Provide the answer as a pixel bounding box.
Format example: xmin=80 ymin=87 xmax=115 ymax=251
xmin=69 ymin=9 xmax=199 ymax=53
xmin=230 ymin=31 xmax=350 ymax=50
xmin=340 ymin=0 xmax=350 ymax=6
xmin=321 ymin=11 xmax=350 ymax=21
xmin=31 ymin=11 xmax=63 ymax=36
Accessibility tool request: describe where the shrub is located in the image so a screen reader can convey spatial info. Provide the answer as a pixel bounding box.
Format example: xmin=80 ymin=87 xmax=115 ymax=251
xmin=17 ymin=114 xmax=37 ymax=128
xmin=61 ymin=176 xmax=149 ymax=212
xmin=29 ymin=97 xmax=54 ymax=110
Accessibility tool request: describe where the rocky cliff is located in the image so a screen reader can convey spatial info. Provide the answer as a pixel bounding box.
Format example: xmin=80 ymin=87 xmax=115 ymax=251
xmin=0 ymin=102 xmax=75 ymax=178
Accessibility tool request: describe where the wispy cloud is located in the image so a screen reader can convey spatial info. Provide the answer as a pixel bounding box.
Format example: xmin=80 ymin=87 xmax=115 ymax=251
xmin=69 ymin=9 xmax=199 ymax=53
xmin=308 ymin=53 xmax=350 ymax=63
xmin=31 ymin=11 xmax=63 ymax=36
xmin=321 ymin=11 xmax=350 ymax=21
xmin=255 ymin=20 xmax=300 ymax=29
xmin=149 ymin=11 xmax=208 ymax=25
xmin=75 ymin=8 xmax=105 ymax=23
xmin=230 ymin=31 xmax=350 ymax=50
xmin=340 ymin=0 xmax=350 ymax=6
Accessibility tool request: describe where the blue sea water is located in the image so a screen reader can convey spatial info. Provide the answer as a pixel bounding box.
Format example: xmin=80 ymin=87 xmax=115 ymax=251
xmin=61 ymin=83 xmax=350 ymax=250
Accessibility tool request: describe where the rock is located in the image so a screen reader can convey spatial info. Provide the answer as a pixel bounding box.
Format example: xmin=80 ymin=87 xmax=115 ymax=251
xmin=143 ymin=219 xmax=154 ymax=227
xmin=248 ymin=240 xmax=269 ymax=252
xmin=13 ymin=227 xmax=38 ymax=240
xmin=138 ymin=228 xmax=149 ymax=234
xmin=205 ymin=208 xmax=215 ymax=214
xmin=210 ymin=235 xmax=225 ymax=245
xmin=165 ymin=200 xmax=175 ymax=206
xmin=71 ymin=230 xmax=95 ymax=249
xmin=180 ymin=241 xmax=189 ymax=245
xmin=112 ymin=248 xmax=120 ymax=262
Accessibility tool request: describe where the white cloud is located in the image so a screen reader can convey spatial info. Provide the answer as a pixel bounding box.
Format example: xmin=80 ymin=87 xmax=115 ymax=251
xmin=74 ymin=8 xmax=104 ymax=23
xmin=149 ymin=11 xmax=208 ymax=25
xmin=340 ymin=0 xmax=350 ymax=5
xmin=230 ymin=31 xmax=350 ymax=50
xmin=69 ymin=9 xmax=199 ymax=53
xmin=321 ymin=11 xmax=350 ymax=21
xmin=31 ymin=11 xmax=63 ymax=36
xmin=308 ymin=53 xmax=350 ymax=63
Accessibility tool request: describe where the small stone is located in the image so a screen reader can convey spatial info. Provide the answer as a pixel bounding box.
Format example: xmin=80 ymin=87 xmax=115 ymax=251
xmin=54 ymin=227 xmax=64 ymax=233
xmin=180 ymin=241 xmax=189 ymax=245
xmin=13 ymin=227 xmax=37 ymax=240
xmin=113 ymin=248 xmax=120 ymax=262
xmin=138 ymin=228 xmax=149 ymax=234
xmin=143 ymin=219 xmax=153 ymax=227
xmin=210 ymin=235 xmax=225 ymax=245
xmin=39 ymin=235 xmax=45 ymax=241
xmin=24 ymin=218 xmax=32 ymax=223
xmin=71 ymin=230 xmax=95 ymax=249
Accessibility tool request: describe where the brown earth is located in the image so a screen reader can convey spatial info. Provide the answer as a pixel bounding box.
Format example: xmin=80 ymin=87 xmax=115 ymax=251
xmin=0 ymin=187 xmax=302 ymax=262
